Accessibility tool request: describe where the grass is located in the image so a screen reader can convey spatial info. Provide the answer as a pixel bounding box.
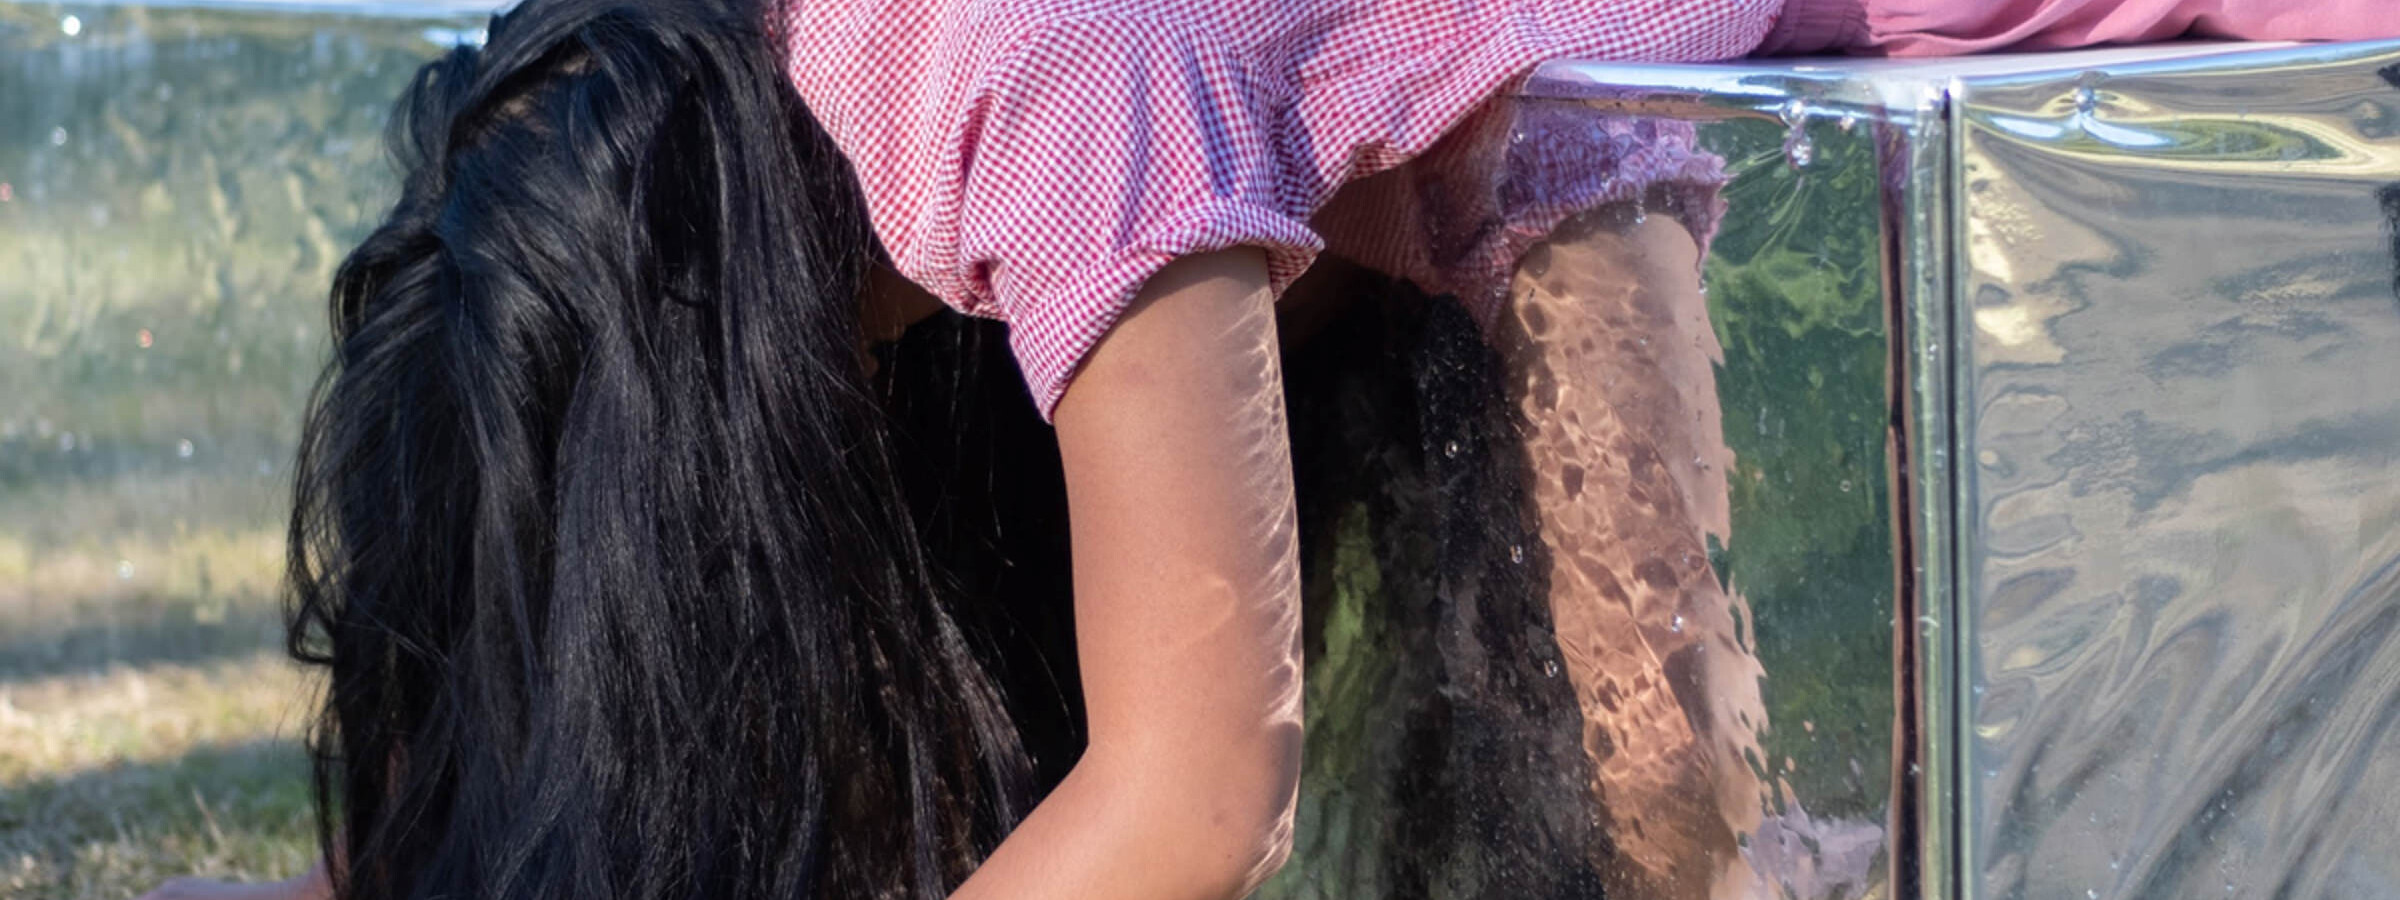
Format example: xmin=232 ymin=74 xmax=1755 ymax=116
xmin=1 ymin=531 xmax=322 ymax=900
xmin=0 ymin=6 xmax=486 ymax=897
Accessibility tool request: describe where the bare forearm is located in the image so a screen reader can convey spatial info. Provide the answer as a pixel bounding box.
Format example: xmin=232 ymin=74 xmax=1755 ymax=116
xmin=949 ymin=739 xmax=1295 ymax=900
xmin=965 ymin=248 xmax=1302 ymax=899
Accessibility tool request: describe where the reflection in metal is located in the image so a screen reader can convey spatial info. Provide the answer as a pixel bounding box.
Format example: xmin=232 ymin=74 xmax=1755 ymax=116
xmin=1952 ymin=50 xmax=2400 ymax=900
xmin=1509 ymin=39 xmax=2400 ymax=900
xmin=1272 ymin=55 xmax=1901 ymax=900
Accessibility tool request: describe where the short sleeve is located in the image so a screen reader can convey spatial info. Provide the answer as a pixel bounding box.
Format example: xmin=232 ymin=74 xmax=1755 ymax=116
xmin=783 ymin=0 xmax=1787 ymax=417
xmin=951 ymin=17 xmax=1321 ymax=417
xmin=783 ymin=5 xmax=1322 ymax=419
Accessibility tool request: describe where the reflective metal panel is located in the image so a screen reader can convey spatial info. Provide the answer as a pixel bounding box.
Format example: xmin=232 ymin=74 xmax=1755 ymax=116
xmin=1268 ymin=68 xmax=1901 ymax=900
xmin=1953 ymin=46 xmax=2400 ymax=900
xmin=1532 ymin=40 xmax=2400 ymax=900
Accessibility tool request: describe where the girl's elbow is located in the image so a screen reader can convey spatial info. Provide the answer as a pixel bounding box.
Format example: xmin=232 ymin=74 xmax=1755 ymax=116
xmin=1214 ymin=725 xmax=1303 ymax=896
xmin=1101 ymin=724 xmax=1301 ymax=896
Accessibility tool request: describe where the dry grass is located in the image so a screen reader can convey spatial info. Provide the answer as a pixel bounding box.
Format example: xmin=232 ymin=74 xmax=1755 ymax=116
xmin=1 ymin=530 xmax=321 ymax=900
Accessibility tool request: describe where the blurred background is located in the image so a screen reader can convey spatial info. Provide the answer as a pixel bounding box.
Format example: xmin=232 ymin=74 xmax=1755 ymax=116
xmin=0 ymin=4 xmax=489 ymax=894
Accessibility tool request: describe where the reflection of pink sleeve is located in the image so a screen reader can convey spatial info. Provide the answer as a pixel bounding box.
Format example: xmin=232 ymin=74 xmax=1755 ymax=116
xmin=1315 ymin=102 xmax=1727 ymax=333
xmin=1759 ymin=0 xmax=2400 ymax=57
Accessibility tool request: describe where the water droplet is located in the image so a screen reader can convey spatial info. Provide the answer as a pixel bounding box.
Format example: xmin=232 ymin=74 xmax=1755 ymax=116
xmin=2074 ymin=85 xmax=2099 ymax=116
xmin=1787 ymin=136 xmax=1816 ymax=168
xmin=1973 ymin=684 xmax=1987 ymax=696
xmin=1636 ymin=337 xmax=1648 ymax=347
xmin=1839 ymin=479 xmax=1853 ymax=492
xmin=1779 ymin=99 xmax=1809 ymax=126
xmin=1442 ymin=439 xmax=1461 ymax=459
xmin=49 ymin=127 xmax=68 ymax=147
xmin=177 ymin=439 xmax=195 ymax=459
xmin=2087 ymin=890 xmax=2099 ymax=899
xmin=1508 ymin=544 xmax=1525 ymax=564
xmin=60 ymin=14 xmax=81 ymax=36
xmin=1542 ymin=659 xmax=1561 ymax=678
xmin=1671 ymin=614 xmax=1686 ymax=633
xmin=1838 ymin=113 xmax=1859 ymax=132
xmin=117 ymin=559 xmax=135 ymax=580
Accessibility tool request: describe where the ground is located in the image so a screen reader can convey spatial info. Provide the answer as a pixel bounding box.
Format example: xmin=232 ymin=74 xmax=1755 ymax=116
xmin=0 ymin=528 xmax=320 ymax=899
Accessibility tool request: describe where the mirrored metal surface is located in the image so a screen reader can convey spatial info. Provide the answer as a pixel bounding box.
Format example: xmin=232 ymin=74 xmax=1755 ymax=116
xmin=1530 ymin=40 xmax=2400 ymax=900
xmin=1953 ymin=45 xmax=2400 ymax=900
xmin=1268 ymin=76 xmax=1899 ymax=900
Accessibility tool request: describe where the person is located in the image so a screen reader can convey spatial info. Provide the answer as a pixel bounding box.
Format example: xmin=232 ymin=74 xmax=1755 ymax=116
xmin=142 ymin=0 xmax=2398 ymax=898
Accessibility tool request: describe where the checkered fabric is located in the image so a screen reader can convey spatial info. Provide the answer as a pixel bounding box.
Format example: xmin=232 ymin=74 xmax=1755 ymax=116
xmin=778 ymin=0 xmax=1783 ymax=417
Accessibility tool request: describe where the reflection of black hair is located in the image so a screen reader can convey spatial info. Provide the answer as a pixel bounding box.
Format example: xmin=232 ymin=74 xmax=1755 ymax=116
xmin=286 ymin=2 xmax=1029 ymax=897
xmin=2383 ymin=63 xmax=2400 ymax=306
xmin=2380 ymin=183 xmax=2400 ymax=305
xmin=877 ymin=313 xmax=1087 ymax=795
xmin=1281 ymin=278 xmax=1612 ymax=898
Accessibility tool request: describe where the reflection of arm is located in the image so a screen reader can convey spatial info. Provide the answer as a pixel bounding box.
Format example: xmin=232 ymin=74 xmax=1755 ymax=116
xmin=948 ymin=248 xmax=1303 ymax=900
xmin=1315 ymin=102 xmax=1728 ymax=328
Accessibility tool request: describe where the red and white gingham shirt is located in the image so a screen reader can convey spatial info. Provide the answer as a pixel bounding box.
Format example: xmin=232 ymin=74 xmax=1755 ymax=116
xmin=778 ymin=0 xmax=1782 ymax=417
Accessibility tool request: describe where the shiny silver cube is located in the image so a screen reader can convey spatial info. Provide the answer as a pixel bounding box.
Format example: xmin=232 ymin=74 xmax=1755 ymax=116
xmin=1509 ymin=41 xmax=2400 ymax=899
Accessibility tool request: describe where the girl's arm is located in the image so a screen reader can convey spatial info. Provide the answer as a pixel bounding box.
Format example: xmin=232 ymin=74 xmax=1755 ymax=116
xmin=949 ymin=248 xmax=1304 ymax=899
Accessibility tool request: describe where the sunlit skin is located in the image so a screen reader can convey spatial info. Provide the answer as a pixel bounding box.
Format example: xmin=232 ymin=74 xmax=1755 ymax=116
xmin=953 ymin=249 xmax=1304 ymax=899
xmin=1496 ymin=201 xmax=1770 ymax=900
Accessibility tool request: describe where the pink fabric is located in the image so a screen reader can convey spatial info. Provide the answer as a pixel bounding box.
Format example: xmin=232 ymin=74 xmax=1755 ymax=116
xmin=784 ymin=0 xmax=2400 ymax=416
xmin=776 ymin=0 xmax=1781 ymax=418
xmin=1765 ymin=0 xmax=2400 ymax=56
xmin=1314 ymin=106 xmax=1728 ymax=333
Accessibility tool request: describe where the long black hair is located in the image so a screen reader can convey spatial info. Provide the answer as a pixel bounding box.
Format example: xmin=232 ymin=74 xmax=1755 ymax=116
xmin=285 ymin=1 xmax=1032 ymax=897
